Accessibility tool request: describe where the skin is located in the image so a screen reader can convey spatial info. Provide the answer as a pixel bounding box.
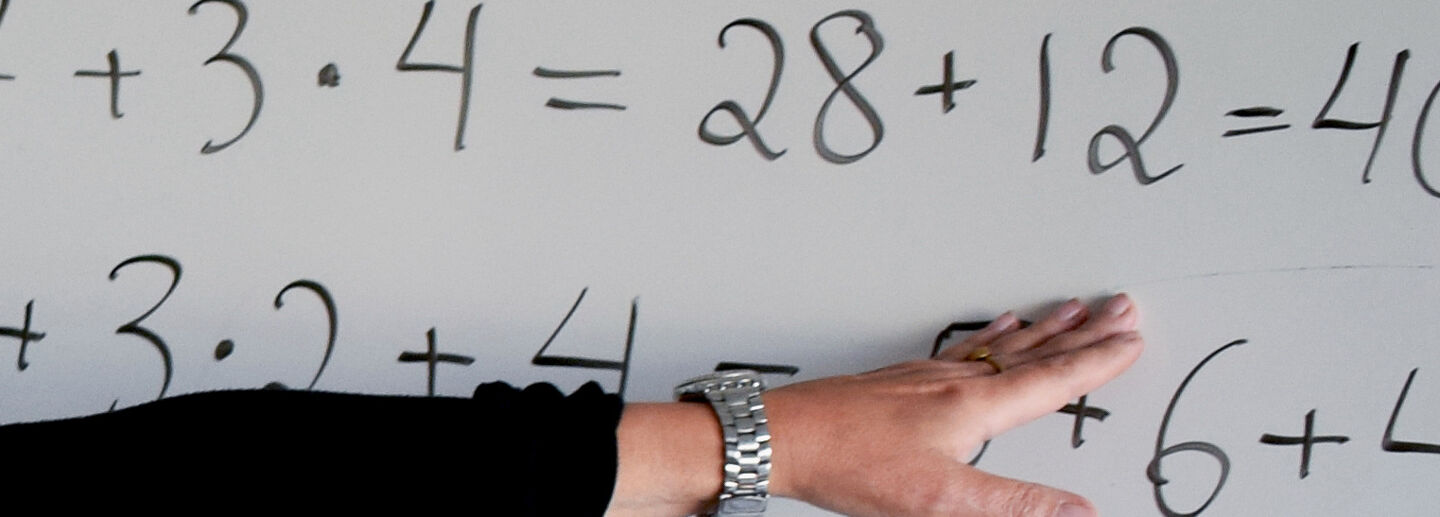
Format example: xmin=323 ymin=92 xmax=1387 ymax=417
xmin=607 ymin=293 xmax=1143 ymax=517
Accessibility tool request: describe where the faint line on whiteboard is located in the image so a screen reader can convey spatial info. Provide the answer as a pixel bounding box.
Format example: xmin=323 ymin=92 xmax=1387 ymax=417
xmin=1114 ymin=264 xmax=1438 ymax=290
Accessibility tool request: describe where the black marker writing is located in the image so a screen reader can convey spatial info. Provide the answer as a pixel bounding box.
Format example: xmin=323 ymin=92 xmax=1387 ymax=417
xmin=214 ymin=339 xmax=234 ymax=360
xmin=396 ymin=1 xmax=482 ymax=152
xmin=189 ymin=0 xmax=263 ymax=154
xmin=108 ymin=255 xmax=181 ymax=400
xmin=1259 ymin=409 xmax=1349 ymax=479
xmin=713 ymin=362 xmax=799 ymax=376
xmin=531 ymin=288 xmax=637 ymax=396
xmin=810 ymin=10 xmax=884 ymax=164
xmin=73 ymin=49 xmax=140 ymax=119
xmin=1222 ymin=106 xmax=1290 ymax=137
xmin=0 ymin=0 xmax=14 ymax=82
xmin=1147 ymin=339 xmax=1245 ymax=517
xmin=698 ymin=18 xmax=787 ymax=160
xmin=534 ymin=67 xmax=626 ymax=111
xmin=1381 ymin=368 xmax=1440 ymax=454
xmin=317 ymin=63 xmax=340 ymax=87
xmin=1313 ymin=43 xmax=1408 ymax=185
xmin=1088 ymin=27 xmax=1182 ymax=185
xmin=397 ymin=327 xmax=475 ymax=397
xmin=1410 ymin=79 xmax=1440 ymax=198
xmin=1230 ymin=107 xmax=1284 ymax=117
xmin=272 ymin=280 xmax=338 ymax=391
xmin=0 ymin=300 xmax=45 ymax=371
xmin=914 ymin=50 xmax=976 ymax=114
xmin=544 ymin=98 xmax=625 ymax=111
xmin=1033 ymin=33 xmax=1052 ymax=162
xmin=532 ymin=68 xmax=619 ymax=79
xmin=1060 ymin=395 xmax=1109 ymax=448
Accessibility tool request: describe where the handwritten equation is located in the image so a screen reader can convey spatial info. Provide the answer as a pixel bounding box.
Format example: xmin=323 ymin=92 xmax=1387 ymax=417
xmin=0 ymin=1 xmax=1428 ymax=201
xmin=2 ymin=254 xmax=804 ymax=400
xmin=2 ymin=253 xmax=1438 ymax=517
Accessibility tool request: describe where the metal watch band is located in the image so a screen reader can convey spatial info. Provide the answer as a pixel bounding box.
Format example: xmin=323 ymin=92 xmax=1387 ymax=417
xmin=675 ymin=370 xmax=771 ymax=517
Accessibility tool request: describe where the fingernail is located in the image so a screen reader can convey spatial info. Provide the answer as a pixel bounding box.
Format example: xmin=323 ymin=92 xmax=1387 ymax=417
xmin=1055 ymin=299 xmax=1083 ymax=322
xmin=985 ymin=312 xmax=1018 ymax=332
xmin=1102 ymin=294 xmax=1132 ymax=317
xmin=1056 ymin=503 xmax=1096 ymax=517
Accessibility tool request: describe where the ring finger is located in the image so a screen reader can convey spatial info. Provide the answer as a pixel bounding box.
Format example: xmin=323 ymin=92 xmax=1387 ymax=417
xmin=935 ymin=312 xmax=1021 ymax=362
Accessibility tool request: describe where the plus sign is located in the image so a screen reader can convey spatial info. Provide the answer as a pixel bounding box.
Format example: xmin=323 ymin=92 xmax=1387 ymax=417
xmin=1058 ymin=395 xmax=1110 ymax=448
xmin=0 ymin=300 xmax=46 ymax=371
xmin=398 ymin=328 xmax=475 ymax=396
xmin=74 ymin=49 xmax=142 ymax=119
xmin=1260 ymin=409 xmax=1349 ymax=479
xmin=913 ymin=51 xmax=977 ymax=114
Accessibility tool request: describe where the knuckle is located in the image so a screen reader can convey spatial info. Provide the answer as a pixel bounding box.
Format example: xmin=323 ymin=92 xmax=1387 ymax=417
xmin=993 ymin=328 xmax=1040 ymax=349
xmin=998 ymin=482 xmax=1053 ymax=516
xmin=928 ymin=377 xmax=971 ymax=400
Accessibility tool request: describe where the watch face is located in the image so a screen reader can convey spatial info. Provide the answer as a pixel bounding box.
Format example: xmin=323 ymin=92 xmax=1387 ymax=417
xmin=675 ymin=369 xmax=763 ymax=398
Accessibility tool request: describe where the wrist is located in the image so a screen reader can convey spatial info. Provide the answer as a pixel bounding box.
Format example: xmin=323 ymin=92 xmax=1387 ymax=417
xmin=675 ymin=370 xmax=783 ymax=515
xmin=608 ymin=380 xmax=803 ymax=517
xmin=611 ymin=402 xmax=722 ymax=516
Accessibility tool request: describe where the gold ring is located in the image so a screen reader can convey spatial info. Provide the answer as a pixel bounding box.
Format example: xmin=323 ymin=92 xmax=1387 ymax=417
xmin=964 ymin=346 xmax=1004 ymax=374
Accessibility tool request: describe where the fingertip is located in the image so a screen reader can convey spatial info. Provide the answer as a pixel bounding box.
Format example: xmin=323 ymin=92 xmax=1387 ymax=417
xmin=1101 ymin=293 xmax=1132 ymax=318
xmin=987 ymin=311 xmax=1020 ymax=333
xmin=1057 ymin=500 xmax=1098 ymax=517
xmin=962 ymin=469 xmax=1097 ymax=517
xmin=1038 ymin=298 xmax=1088 ymax=332
xmin=1096 ymin=293 xmax=1140 ymax=332
xmin=1056 ymin=298 xmax=1085 ymax=323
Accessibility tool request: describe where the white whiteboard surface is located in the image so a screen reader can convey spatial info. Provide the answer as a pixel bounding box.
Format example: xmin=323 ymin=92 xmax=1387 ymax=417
xmin=1 ymin=1 xmax=1438 ymax=515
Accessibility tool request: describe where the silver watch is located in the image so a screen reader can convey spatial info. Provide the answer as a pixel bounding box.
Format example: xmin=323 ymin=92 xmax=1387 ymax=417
xmin=675 ymin=370 xmax=771 ymax=517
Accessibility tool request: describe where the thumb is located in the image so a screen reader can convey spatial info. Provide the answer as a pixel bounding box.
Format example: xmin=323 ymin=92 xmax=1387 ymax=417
xmin=951 ymin=466 xmax=1098 ymax=517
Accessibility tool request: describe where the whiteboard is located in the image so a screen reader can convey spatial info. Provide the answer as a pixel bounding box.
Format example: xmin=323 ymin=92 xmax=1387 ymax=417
xmin=1 ymin=1 xmax=1437 ymax=515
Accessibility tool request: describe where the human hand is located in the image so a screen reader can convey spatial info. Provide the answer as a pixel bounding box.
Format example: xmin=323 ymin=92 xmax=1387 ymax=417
xmin=763 ymin=294 xmax=1143 ymax=517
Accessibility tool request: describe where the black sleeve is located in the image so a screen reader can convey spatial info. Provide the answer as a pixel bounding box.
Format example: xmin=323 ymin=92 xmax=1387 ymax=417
xmin=0 ymin=381 xmax=623 ymax=515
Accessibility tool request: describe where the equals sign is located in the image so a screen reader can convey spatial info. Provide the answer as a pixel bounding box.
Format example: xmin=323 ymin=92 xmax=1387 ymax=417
xmin=534 ymin=66 xmax=626 ymax=111
xmin=1223 ymin=106 xmax=1291 ymax=137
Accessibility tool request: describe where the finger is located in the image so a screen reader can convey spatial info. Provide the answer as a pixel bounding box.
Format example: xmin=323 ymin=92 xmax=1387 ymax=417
xmin=1001 ymin=294 xmax=1140 ymax=367
xmin=950 ymin=466 xmax=1094 ymax=517
xmin=835 ymin=457 xmax=1097 ymax=517
xmin=935 ymin=312 xmax=1021 ymax=361
xmin=980 ymin=330 xmax=1144 ymax=438
xmin=989 ymin=298 xmax=1088 ymax=355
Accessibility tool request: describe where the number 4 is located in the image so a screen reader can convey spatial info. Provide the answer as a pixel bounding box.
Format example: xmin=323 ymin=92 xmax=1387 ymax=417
xmin=1313 ymin=42 xmax=1410 ymax=184
xmin=397 ymin=1 xmax=482 ymax=152
xmin=532 ymin=288 xmax=637 ymax=396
